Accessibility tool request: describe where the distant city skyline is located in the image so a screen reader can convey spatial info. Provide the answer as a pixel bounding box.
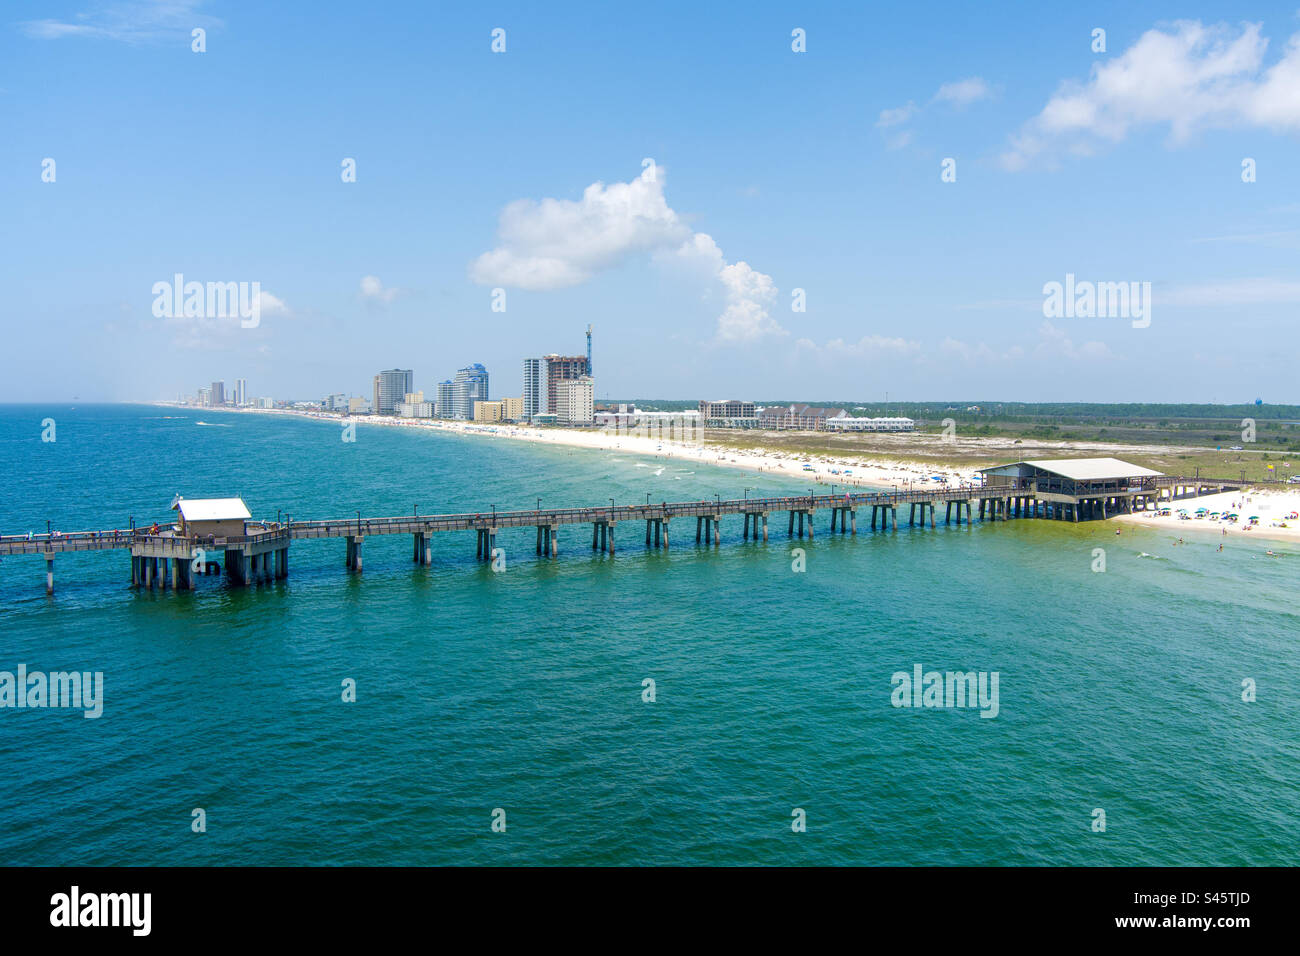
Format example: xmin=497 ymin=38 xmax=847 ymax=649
xmin=6 ymin=1 xmax=1300 ymax=404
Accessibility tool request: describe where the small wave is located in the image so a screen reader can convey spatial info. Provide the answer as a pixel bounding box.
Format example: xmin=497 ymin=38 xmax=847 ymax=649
xmin=1138 ymin=552 xmax=1164 ymax=559
xmin=194 ymin=421 xmax=231 ymax=427
xmin=653 ymin=467 xmax=665 ymax=476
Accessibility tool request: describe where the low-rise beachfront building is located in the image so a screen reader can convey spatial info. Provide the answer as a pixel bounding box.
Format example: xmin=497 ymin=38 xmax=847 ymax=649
xmin=698 ymin=399 xmax=759 ymax=428
xmin=757 ymin=404 xmax=849 ymax=431
xmin=824 ymin=416 xmax=915 ymax=432
xmin=977 ymin=457 xmax=1163 ymax=519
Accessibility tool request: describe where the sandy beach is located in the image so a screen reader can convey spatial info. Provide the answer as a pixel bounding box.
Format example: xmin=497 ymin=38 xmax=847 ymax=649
xmin=1115 ymin=488 xmax=1300 ymax=545
xmin=183 ymin=404 xmax=983 ymax=491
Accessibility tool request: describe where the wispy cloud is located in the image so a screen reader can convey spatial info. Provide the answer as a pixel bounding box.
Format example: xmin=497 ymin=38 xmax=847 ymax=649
xmin=932 ymin=77 xmax=993 ymax=107
xmin=1162 ymin=277 xmax=1300 ymax=306
xmin=21 ymin=0 xmax=219 ymax=44
xmin=876 ymin=102 xmax=917 ymax=128
xmin=876 ymin=77 xmax=994 ymax=148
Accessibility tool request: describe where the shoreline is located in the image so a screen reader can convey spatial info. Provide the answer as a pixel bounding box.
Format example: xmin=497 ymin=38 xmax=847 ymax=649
xmin=168 ymin=403 xmax=984 ymax=492
xmin=1113 ymin=488 xmax=1300 ymax=546
xmin=161 ymin=403 xmax=1300 ymax=547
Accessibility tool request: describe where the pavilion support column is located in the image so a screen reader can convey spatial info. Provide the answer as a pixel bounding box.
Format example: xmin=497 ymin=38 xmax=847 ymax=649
xmin=170 ymin=558 xmax=178 ymax=590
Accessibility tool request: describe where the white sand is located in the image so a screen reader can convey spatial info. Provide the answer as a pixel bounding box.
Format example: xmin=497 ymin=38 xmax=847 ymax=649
xmin=190 ymin=405 xmax=983 ymax=492
xmin=1115 ymin=489 xmax=1300 ymax=544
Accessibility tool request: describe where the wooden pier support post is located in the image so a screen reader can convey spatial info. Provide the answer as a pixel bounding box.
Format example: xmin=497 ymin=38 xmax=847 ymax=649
xmin=849 ymin=510 xmax=856 ymax=535
xmin=45 ymin=553 xmax=54 ymax=595
xmin=550 ymin=525 xmax=559 ymax=556
xmin=890 ymin=506 xmax=897 ymax=531
xmin=806 ymin=512 xmax=814 ymax=540
xmin=712 ymin=516 xmax=721 ymax=546
xmin=607 ymin=522 xmax=616 ymax=555
xmin=660 ymin=518 xmax=669 ymax=549
xmin=788 ymin=511 xmax=795 ymax=537
xmin=697 ymin=516 xmax=703 ymax=544
xmin=945 ymin=502 xmax=952 ymax=525
xmin=762 ymin=513 xmax=769 ymax=542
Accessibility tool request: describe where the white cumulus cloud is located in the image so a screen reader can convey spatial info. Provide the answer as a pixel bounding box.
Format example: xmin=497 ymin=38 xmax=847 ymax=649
xmin=1002 ymin=20 xmax=1300 ymax=169
xmin=470 ymin=164 xmax=784 ymax=342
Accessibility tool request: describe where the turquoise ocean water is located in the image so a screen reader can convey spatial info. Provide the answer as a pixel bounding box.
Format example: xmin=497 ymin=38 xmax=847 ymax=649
xmin=1 ymin=404 xmax=1296 ymax=865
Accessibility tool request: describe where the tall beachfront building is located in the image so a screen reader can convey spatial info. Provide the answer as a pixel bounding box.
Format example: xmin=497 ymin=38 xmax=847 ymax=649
xmin=523 ymin=357 xmax=544 ymax=420
xmin=555 ymin=376 xmax=594 ymax=425
xmin=211 ymin=381 xmax=225 ymax=406
xmin=235 ymin=378 xmax=247 ymax=407
xmin=372 ymin=369 xmax=413 ymax=416
xmin=451 ymin=364 xmax=489 ymax=420
xmin=522 ymin=354 xmax=590 ymax=420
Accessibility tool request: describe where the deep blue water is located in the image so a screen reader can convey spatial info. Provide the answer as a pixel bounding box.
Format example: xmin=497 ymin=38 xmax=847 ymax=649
xmin=1 ymin=404 xmax=1296 ymax=865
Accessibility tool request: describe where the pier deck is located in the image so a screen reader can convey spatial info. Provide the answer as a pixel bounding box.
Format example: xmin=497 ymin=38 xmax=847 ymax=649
xmin=0 ymin=474 xmax=1265 ymax=593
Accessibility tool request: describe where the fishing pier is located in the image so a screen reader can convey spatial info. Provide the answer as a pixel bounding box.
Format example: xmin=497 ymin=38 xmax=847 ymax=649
xmin=0 ymin=458 xmax=1259 ymax=595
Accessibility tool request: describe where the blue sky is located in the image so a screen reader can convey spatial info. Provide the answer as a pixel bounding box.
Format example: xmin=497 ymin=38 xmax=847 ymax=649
xmin=3 ymin=0 xmax=1299 ymax=404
